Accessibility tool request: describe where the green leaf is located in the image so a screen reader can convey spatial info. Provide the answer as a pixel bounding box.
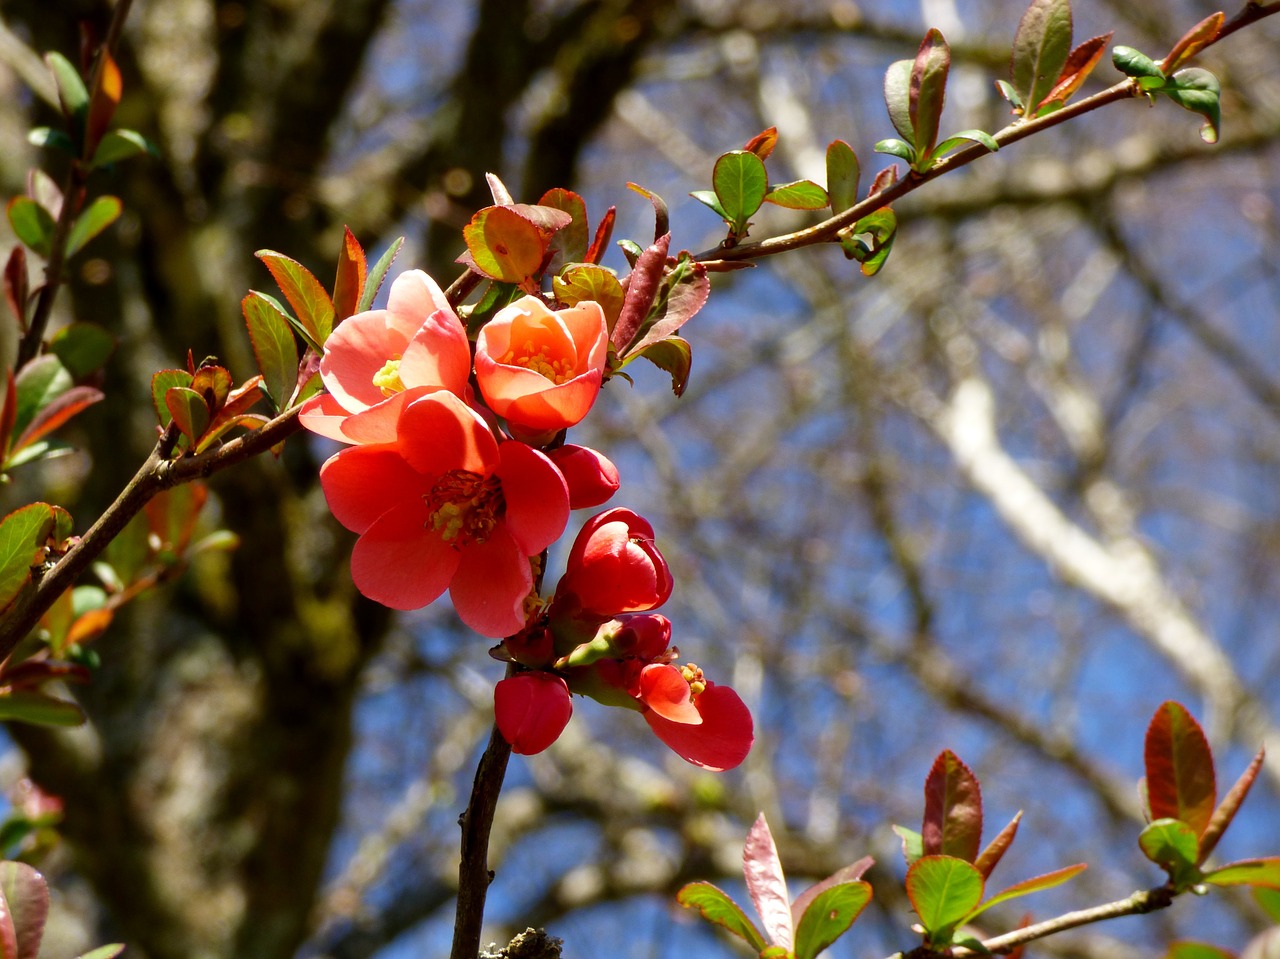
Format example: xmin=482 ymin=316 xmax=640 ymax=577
xmin=66 ymin=196 xmax=122 ymax=256
xmin=793 ymin=881 xmax=872 ymax=959
xmin=461 ymin=206 xmax=555 ymax=292
xmin=0 ymin=690 xmax=84 ymax=727
xmin=905 ymin=855 xmax=984 ymax=946
xmin=150 ymin=369 xmax=193 ymax=428
xmin=165 ymin=386 xmax=211 ymax=445
xmin=0 ymin=860 xmax=49 ymax=959
xmin=676 ymin=882 xmax=768 ymax=953
xmin=358 ymin=237 xmax=404 ymax=313
xmin=1145 ymin=701 xmax=1216 ymax=837
xmin=0 ymin=503 xmax=55 ymax=611
xmin=874 ymin=139 xmax=916 ymax=163
xmin=553 ymin=264 xmax=624 ymax=331
xmin=1202 ymin=858 xmax=1280 ymax=889
xmin=27 ymin=127 xmax=74 ymax=154
xmin=922 ymin=750 xmax=983 ymax=862
xmin=45 ymin=52 xmax=88 ymax=121
xmin=6 ymin=199 xmax=55 ymax=259
xmin=690 ymin=189 xmax=729 ymax=220
xmin=712 ymin=151 xmax=769 ymax=235
xmin=764 ymin=180 xmax=829 ymax=210
xmin=965 ymin=863 xmax=1087 ymax=922
xmin=257 ymin=251 xmax=336 ymax=346
xmin=839 ymin=208 xmax=898 ymax=276
xmin=931 ymin=130 xmax=999 ymax=162
xmin=1139 ymin=818 xmax=1203 ymax=888
xmin=1255 ymin=886 xmax=1280 ymax=923
xmin=12 ymin=355 xmax=73 ymax=442
xmin=994 ymin=80 xmax=1024 ymax=112
xmin=75 ymin=948 xmax=125 ymax=959
xmin=89 ymin=129 xmax=155 ymax=168
xmin=1113 ymin=46 xmax=1165 ymax=80
xmin=825 ymin=140 xmax=860 ymax=215
xmin=1011 ymin=0 xmax=1073 ymax=117
xmin=242 ymin=292 xmax=299 ymax=412
xmin=619 ymin=253 xmax=708 ymax=358
xmin=49 ymin=323 xmax=115 ymax=379
xmin=1161 ymin=68 xmax=1222 ymax=144
xmin=893 ymin=824 xmax=924 ymax=866
xmin=909 ymin=29 xmax=951 ymax=158
xmin=629 ymin=336 xmax=692 ymax=397
xmin=1166 ymin=943 xmax=1237 ymax=959
xmin=884 ymin=59 xmax=915 ymax=143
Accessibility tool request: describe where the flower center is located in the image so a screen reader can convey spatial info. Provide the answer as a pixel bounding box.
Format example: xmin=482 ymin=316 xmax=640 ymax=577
xmin=372 ymin=355 xmax=405 ymax=396
xmin=502 ymin=340 xmax=573 ymax=384
xmin=680 ymin=662 xmax=706 ymax=697
xmin=424 ymin=470 xmax=504 ymax=545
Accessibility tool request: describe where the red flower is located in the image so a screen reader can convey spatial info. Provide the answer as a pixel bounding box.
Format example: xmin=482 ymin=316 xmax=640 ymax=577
xmin=547 ymin=445 xmax=620 ymax=509
xmin=495 ymin=672 xmax=573 ymax=755
xmin=556 ymin=508 xmax=673 ymax=615
xmin=474 ymin=296 xmax=608 ymax=435
xmin=299 ymin=269 xmax=471 ymax=444
xmin=318 ymin=391 xmax=569 ymax=636
xmin=642 ymin=678 xmax=754 ymax=771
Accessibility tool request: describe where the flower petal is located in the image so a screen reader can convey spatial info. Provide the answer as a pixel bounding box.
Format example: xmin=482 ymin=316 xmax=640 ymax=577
xmin=299 ymin=392 xmax=355 ymax=443
xmin=547 ymin=445 xmax=620 ymax=510
xmin=638 ymin=663 xmax=702 ymax=724
xmin=350 ymin=499 xmax=460 ymax=609
xmin=338 ymin=386 xmax=435 ymax=445
xmin=397 ymin=392 xmax=499 ymax=477
xmin=320 ymin=308 xmax=406 ymax=411
xmin=559 ymin=300 xmax=608 ymax=369
xmin=643 ymin=683 xmax=754 ymax=771
xmin=319 ymin=443 xmax=423 ymax=532
xmin=399 ymin=308 xmax=471 ymax=396
xmin=495 ymin=673 xmax=573 ymax=755
xmin=385 ymin=269 xmax=455 ymax=339
xmin=449 ymin=525 xmax=533 ymax=637
xmin=497 ymin=442 xmax=570 ymax=554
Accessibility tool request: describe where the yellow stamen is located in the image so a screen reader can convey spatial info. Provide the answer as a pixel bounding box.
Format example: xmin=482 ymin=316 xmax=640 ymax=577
xmin=424 ymin=470 xmax=504 ymax=546
xmin=372 ymin=355 xmax=405 ymax=396
xmin=501 ymin=339 xmax=574 ymax=384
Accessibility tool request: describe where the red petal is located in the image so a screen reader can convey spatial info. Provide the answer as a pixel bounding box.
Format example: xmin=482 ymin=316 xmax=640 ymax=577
xmin=495 ymin=673 xmax=573 ymax=755
xmin=319 ymin=444 xmax=423 ymax=532
xmin=298 ymin=392 xmax=354 ymax=443
xmin=449 ymin=525 xmax=533 ymax=637
xmin=497 ymin=442 xmax=569 ymax=554
xmin=397 ymin=392 xmax=499 ymax=476
xmin=547 ymin=445 xmax=620 ymax=509
xmin=638 ymin=663 xmax=701 ymax=724
xmin=399 ymin=308 xmax=471 ymax=396
xmin=644 ymin=683 xmax=754 ymax=771
xmin=385 ymin=269 xmax=455 ymax=339
xmin=350 ymin=499 xmax=459 ymax=609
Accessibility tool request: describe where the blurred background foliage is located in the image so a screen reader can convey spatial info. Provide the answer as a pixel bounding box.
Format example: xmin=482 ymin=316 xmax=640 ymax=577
xmin=1 ymin=0 xmax=1279 ymax=956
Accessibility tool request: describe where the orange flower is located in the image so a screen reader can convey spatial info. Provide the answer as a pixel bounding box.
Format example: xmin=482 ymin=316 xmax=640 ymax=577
xmin=474 ymin=296 xmax=608 ymax=435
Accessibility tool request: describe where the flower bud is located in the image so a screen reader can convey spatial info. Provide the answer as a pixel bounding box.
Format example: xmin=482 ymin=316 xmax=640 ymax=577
xmin=556 ymin=508 xmax=673 ymax=615
xmin=494 ymin=672 xmax=573 ymax=755
xmin=547 ymin=445 xmax=620 ymax=509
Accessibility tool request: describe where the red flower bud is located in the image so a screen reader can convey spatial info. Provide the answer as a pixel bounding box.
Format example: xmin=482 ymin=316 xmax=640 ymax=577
xmin=556 ymin=508 xmax=673 ymax=615
xmin=547 ymin=445 xmax=620 ymax=509
xmin=494 ymin=672 xmax=573 ymax=755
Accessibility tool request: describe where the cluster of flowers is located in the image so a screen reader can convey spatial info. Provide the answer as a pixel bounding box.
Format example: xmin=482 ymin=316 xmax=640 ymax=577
xmin=300 ymin=270 xmax=753 ymax=769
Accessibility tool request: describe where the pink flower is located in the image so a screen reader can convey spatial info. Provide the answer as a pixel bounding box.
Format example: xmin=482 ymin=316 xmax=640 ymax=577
xmin=474 ymin=296 xmax=608 ymax=434
xmin=547 ymin=444 xmax=620 ymax=509
xmin=299 ymin=269 xmax=471 ymax=444
xmin=555 ymin=508 xmax=673 ymax=615
xmin=318 ymin=391 xmax=569 ymax=637
xmin=495 ymin=672 xmax=573 ymax=755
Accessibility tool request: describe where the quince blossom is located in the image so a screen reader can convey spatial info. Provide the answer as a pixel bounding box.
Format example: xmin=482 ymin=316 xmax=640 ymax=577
xmin=474 ymin=295 xmax=608 ymax=435
xmin=318 ymin=391 xmax=569 ymax=637
xmin=299 ymin=269 xmax=470 ymax=444
xmin=555 ymin=508 xmax=673 ymax=615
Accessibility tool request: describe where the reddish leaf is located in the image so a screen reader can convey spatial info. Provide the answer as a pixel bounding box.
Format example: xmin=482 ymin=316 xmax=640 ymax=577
xmin=485 ymin=172 xmax=515 ymax=206
xmin=4 ymin=246 xmax=28 ymax=333
xmin=84 ymin=50 xmax=122 ymax=156
xmin=743 ymin=813 xmax=792 ymax=949
xmin=922 ymin=750 xmax=983 ymax=863
xmin=869 ymin=165 xmax=898 ymax=195
xmin=744 ymin=126 xmax=778 ymax=160
xmin=626 ymin=182 xmax=670 ymax=241
xmin=1202 ymin=858 xmax=1280 ymax=889
xmin=539 ymin=188 xmax=589 ymax=273
xmin=165 ymin=386 xmax=210 ymax=445
xmin=1162 ymin=12 xmax=1224 ymax=74
xmin=461 ymin=206 xmax=557 ymax=293
xmin=624 ymin=254 xmax=708 ymax=357
xmin=190 ymin=364 xmax=233 ymax=411
xmin=585 ymin=206 xmax=616 ymax=265
xmin=145 ymin=482 xmax=208 ymax=555
xmin=195 ymin=378 xmax=266 ymax=453
xmin=909 ymin=29 xmax=951 ymax=158
xmin=0 ymin=876 xmax=20 ymax=959
xmin=1145 ymin=701 xmax=1216 ymax=837
xmin=1011 ymin=0 xmax=1073 ymax=116
xmin=974 ymin=811 xmax=1022 ymax=879
xmin=967 ymin=863 xmax=1087 ymax=922
xmin=0 ymin=371 xmax=17 ymax=461
xmin=1035 ymin=33 xmax=1113 ymax=112
xmin=612 ymin=233 xmax=670 ymax=353
xmin=0 ymin=859 xmax=48 ymax=959
xmin=257 ymin=251 xmax=336 ymax=346
xmin=12 ymin=384 xmax=102 ymax=452
xmin=331 ymin=226 xmax=367 ymax=321
xmin=553 ymin=264 xmax=624 ymax=331
xmin=1199 ymin=746 xmax=1265 ymax=864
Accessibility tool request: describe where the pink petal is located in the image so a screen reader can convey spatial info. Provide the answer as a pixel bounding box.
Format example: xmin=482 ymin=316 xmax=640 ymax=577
xmin=497 ymin=442 xmax=569 ymax=554
xmin=339 ymin=386 xmax=434 ymax=445
xmin=449 ymin=525 xmax=533 ymax=637
xmin=743 ymin=813 xmax=793 ymax=949
xmin=502 ymin=372 xmax=603 ymax=432
xmin=638 ymin=664 xmax=702 ymax=724
xmin=397 ymin=392 xmax=499 ymax=477
xmin=558 ymin=300 xmax=608 ymax=369
xmin=319 ymin=444 xmax=424 ymax=533
xmin=320 ymin=309 xmax=406 ymax=411
xmin=399 ymin=308 xmax=471 ymax=396
xmin=350 ymin=499 xmax=460 ymax=610
xmin=494 ymin=673 xmax=573 ymax=755
xmin=385 ymin=270 xmax=455 ymax=339
xmin=299 ymin=393 xmax=355 ymax=443
xmin=643 ymin=683 xmax=754 ymax=771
